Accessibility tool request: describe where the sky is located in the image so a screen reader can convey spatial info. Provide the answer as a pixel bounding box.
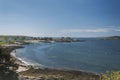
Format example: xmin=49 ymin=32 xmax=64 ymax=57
xmin=0 ymin=0 xmax=120 ymax=37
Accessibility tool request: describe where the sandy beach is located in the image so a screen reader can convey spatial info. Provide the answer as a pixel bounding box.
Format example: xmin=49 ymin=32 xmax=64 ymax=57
xmin=11 ymin=50 xmax=32 ymax=73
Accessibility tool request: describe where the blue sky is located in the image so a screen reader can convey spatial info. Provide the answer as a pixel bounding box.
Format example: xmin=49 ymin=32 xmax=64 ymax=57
xmin=0 ymin=0 xmax=120 ymax=37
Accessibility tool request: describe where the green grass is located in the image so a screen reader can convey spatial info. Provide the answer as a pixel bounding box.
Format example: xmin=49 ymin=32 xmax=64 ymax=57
xmin=0 ymin=42 xmax=6 ymax=45
xmin=100 ymin=71 xmax=120 ymax=80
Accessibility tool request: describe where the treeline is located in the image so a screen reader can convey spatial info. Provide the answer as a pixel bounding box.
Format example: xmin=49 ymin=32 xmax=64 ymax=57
xmin=0 ymin=35 xmax=82 ymax=43
xmin=0 ymin=36 xmax=35 ymax=45
xmin=32 ymin=37 xmax=81 ymax=42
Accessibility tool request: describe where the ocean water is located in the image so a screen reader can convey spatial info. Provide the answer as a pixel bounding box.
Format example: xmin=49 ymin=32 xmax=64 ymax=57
xmin=13 ymin=39 xmax=120 ymax=73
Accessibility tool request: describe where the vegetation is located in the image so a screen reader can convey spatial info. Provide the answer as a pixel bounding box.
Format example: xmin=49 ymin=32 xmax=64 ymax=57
xmin=0 ymin=42 xmax=6 ymax=45
xmin=100 ymin=71 xmax=120 ymax=80
xmin=0 ymin=35 xmax=32 ymax=44
xmin=0 ymin=47 xmax=19 ymax=80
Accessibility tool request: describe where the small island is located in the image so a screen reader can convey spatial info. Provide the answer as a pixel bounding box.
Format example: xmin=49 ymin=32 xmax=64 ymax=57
xmin=102 ymin=36 xmax=120 ymax=40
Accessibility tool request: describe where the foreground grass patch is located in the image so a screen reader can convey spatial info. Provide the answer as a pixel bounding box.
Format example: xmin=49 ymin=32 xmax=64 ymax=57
xmin=100 ymin=71 xmax=120 ymax=80
xmin=0 ymin=42 xmax=6 ymax=45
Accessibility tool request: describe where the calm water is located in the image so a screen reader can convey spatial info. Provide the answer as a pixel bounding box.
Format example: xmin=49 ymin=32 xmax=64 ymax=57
xmin=13 ymin=39 xmax=120 ymax=73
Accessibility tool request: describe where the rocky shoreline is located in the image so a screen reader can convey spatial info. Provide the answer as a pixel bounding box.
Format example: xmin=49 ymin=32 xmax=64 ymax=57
xmin=0 ymin=45 xmax=100 ymax=80
xmin=18 ymin=68 xmax=100 ymax=80
xmin=0 ymin=45 xmax=23 ymax=80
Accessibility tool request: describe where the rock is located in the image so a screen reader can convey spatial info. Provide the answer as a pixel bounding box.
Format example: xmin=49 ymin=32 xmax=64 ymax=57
xmin=37 ymin=76 xmax=45 ymax=80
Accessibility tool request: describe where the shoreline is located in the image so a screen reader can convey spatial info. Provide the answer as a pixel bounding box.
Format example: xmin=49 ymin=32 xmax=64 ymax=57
xmin=8 ymin=45 xmax=100 ymax=80
xmin=11 ymin=52 xmax=30 ymax=72
xmin=0 ymin=41 xmax=101 ymax=79
xmin=10 ymin=46 xmax=33 ymax=73
xmin=11 ymin=48 xmax=99 ymax=74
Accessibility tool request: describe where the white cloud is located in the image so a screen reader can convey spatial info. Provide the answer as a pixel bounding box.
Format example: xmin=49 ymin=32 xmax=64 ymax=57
xmin=104 ymin=26 xmax=120 ymax=31
xmin=62 ymin=28 xmax=109 ymax=33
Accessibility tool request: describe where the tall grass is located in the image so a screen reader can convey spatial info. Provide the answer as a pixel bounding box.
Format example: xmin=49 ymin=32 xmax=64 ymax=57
xmin=100 ymin=71 xmax=120 ymax=80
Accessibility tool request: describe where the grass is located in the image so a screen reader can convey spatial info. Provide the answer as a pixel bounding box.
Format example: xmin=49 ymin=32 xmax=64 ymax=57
xmin=100 ymin=71 xmax=120 ymax=80
xmin=0 ymin=42 xmax=6 ymax=45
